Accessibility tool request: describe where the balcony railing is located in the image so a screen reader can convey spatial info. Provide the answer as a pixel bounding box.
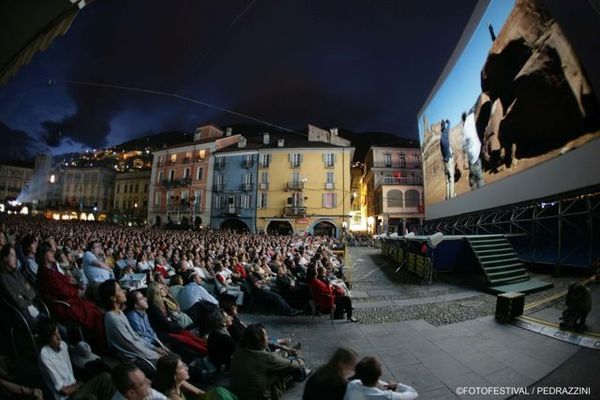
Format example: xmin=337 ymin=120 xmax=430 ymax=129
xmin=154 ymin=204 xmax=202 ymax=213
xmin=214 ymin=183 xmax=224 ymax=192
xmin=373 ymin=162 xmax=421 ymax=169
xmin=220 ymin=206 xmax=242 ymax=215
xmin=241 ymin=182 xmax=254 ymax=192
xmin=286 ymin=181 xmax=304 ymax=191
xmin=284 ymin=206 xmax=307 ymax=217
xmin=161 ymin=178 xmax=191 ymax=188
xmin=258 ymin=182 xmax=269 ymax=190
xmin=377 ymin=176 xmax=423 ymax=186
xmin=242 ymin=159 xmax=254 ymax=168
xmin=324 ymin=182 xmax=335 ymax=190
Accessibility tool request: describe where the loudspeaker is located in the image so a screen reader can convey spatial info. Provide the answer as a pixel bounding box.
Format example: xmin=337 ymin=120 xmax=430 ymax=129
xmin=287 ymin=197 xmax=293 ymax=205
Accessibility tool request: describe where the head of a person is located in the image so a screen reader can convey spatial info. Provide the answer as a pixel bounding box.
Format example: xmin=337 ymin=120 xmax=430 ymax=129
xmin=21 ymin=234 xmax=38 ymax=256
xmin=240 ymin=323 xmax=268 ymax=350
xmin=146 ymin=282 xmax=163 ymax=309
xmin=317 ymin=266 xmax=327 ymax=278
xmin=38 ymin=318 xmax=61 ymax=352
xmin=112 ymin=363 xmax=152 ymax=400
xmin=170 ymin=274 xmax=183 ymax=286
xmin=36 ymin=241 xmax=55 ymax=268
xmin=0 ymin=244 xmax=17 ymax=272
xmin=154 ymin=354 xmax=188 ymax=394
xmin=209 ymin=309 xmax=232 ymax=331
xmin=88 ymin=240 xmax=102 ymax=255
xmin=98 ymin=279 xmax=126 ymax=310
xmin=326 ymin=347 xmax=358 ymax=378
xmin=354 ymin=356 xmax=382 ymax=387
xmin=126 ymin=290 xmax=148 ymax=312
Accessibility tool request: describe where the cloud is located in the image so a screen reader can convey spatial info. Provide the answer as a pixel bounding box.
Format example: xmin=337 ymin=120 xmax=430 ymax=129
xmin=0 ymin=121 xmax=45 ymax=161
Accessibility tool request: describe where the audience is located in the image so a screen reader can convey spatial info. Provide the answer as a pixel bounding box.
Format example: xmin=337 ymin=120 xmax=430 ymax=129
xmin=111 ymin=363 xmax=166 ymax=400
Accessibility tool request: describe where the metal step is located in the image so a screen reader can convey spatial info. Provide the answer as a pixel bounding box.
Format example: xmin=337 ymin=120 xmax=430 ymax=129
xmin=489 ymin=273 xmax=530 ymax=285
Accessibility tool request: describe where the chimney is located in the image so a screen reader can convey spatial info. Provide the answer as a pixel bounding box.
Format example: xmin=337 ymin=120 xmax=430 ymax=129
xmin=225 ymin=127 xmax=232 ymax=136
xmin=238 ymin=136 xmax=247 ymax=148
xmin=263 ymin=132 xmax=270 ymax=145
xmin=277 ymin=139 xmax=285 ymax=147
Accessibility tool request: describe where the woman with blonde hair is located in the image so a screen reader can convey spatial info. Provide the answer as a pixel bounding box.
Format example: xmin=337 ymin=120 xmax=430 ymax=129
xmin=146 ymin=282 xmax=207 ymax=356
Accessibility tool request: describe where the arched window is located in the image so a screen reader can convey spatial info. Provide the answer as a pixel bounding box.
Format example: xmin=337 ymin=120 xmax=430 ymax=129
xmin=387 ymin=190 xmax=403 ymax=208
xmin=405 ymin=189 xmax=420 ymax=207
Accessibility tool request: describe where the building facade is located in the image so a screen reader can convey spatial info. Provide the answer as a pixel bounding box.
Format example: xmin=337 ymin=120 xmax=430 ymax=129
xmin=210 ymin=138 xmax=259 ymax=232
xmin=61 ymin=167 xmax=116 ymax=213
xmin=113 ymin=170 xmax=151 ymax=224
xmin=0 ymin=161 xmax=34 ymax=201
xmin=255 ymin=128 xmax=354 ymax=237
xmin=363 ymin=145 xmax=424 ymax=234
xmin=148 ymin=125 xmax=240 ymax=227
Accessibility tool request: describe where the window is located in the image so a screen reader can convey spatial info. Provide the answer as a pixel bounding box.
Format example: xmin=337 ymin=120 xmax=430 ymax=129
xmin=326 ymin=172 xmax=334 ymax=184
xmin=292 ymin=192 xmax=302 ymax=206
xmin=158 ymin=171 xmax=163 ymax=183
xmin=194 ymin=190 xmax=202 ymax=206
xmin=197 ymin=149 xmax=206 ymax=161
xmin=388 ymin=190 xmax=403 ymax=208
xmin=384 ymin=153 xmax=392 ymax=167
xmin=155 ymin=192 xmax=162 ymax=207
xmin=170 ymin=154 xmax=177 ymax=164
xmin=135 ymin=183 xmax=139 ymax=192
xmin=399 ymin=153 xmax=406 ymax=168
xmin=166 ymin=191 xmax=172 ymax=205
xmin=241 ymin=194 xmax=250 ymax=209
xmin=116 ymin=184 xmax=120 ymax=194
xmin=215 ymin=175 xmax=224 ymax=185
xmin=181 ymin=191 xmax=189 ymax=203
xmin=169 ymin=170 xmax=175 ymax=181
xmin=158 ymin=155 xmax=164 ymax=166
xmin=243 ymin=173 xmax=253 ymax=184
xmin=322 ymin=192 xmax=337 ymax=208
xmin=184 ymin=168 xmax=190 ymax=179
xmin=289 ymin=153 xmax=302 ymax=168
xmin=405 ymin=189 xmax=420 ymax=207
xmin=261 ymin=171 xmax=268 ymax=184
xmin=324 ymin=153 xmax=335 ymax=168
xmin=292 ymin=172 xmax=301 ymax=184
xmin=214 ymin=195 xmax=222 ymax=209
xmin=413 ymin=154 xmax=421 ymax=168
xmin=259 ymin=154 xmax=271 ymax=167
xmin=196 ymin=167 xmax=203 ymax=181
xmin=124 ymin=185 xmax=128 ymax=194
xmin=258 ymin=192 xmax=268 ymax=208
xmin=185 ymin=151 xmax=192 ymax=161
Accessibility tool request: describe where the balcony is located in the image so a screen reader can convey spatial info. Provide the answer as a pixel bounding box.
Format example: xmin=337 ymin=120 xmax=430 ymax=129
xmin=284 ymin=206 xmax=307 ymax=217
xmin=286 ymin=181 xmax=304 ymax=191
xmin=259 ymin=161 xmax=270 ymax=168
xmin=324 ymin=182 xmax=335 ymax=190
xmin=196 ymin=155 xmax=206 ymax=162
xmin=258 ymin=182 xmax=269 ymax=190
xmin=213 ymin=183 xmax=224 ymax=192
xmin=221 ymin=206 xmax=242 ymax=216
xmin=373 ymin=162 xmax=421 ymax=169
xmin=242 ymin=159 xmax=254 ymax=168
xmin=161 ymin=178 xmax=191 ymax=189
xmin=165 ymin=203 xmax=202 ymax=213
xmin=241 ymin=182 xmax=254 ymax=192
xmin=377 ymin=176 xmax=423 ymax=186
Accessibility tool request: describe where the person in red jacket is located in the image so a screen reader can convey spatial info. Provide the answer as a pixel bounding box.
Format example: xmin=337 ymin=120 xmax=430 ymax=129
xmin=36 ymin=242 xmax=106 ymax=353
xmin=307 ymin=266 xmax=357 ymax=322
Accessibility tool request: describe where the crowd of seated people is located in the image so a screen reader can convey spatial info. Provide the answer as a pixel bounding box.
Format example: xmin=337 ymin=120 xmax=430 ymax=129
xmin=0 ymin=215 xmax=353 ymax=399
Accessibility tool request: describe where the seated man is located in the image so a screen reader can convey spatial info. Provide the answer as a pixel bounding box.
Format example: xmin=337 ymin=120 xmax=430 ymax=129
xmin=98 ymin=279 xmax=161 ymax=364
xmin=230 ymin=323 xmax=305 ymax=400
xmin=344 ymin=356 xmax=418 ymax=400
xmin=38 ymin=318 xmax=115 ymax=400
xmin=176 ymin=270 xmax=219 ymax=332
xmin=83 ymin=241 xmax=114 ymax=284
xmin=125 ymin=290 xmax=168 ymax=354
xmin=111 ymin=363 xmax=166 ymax=400
xmin=246 ymin=267 xmax=302 ymax=316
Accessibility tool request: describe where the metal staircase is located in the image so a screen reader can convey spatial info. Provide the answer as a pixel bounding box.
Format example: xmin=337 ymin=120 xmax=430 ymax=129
xmin=466 ymin=235 xmax=530 ymax=286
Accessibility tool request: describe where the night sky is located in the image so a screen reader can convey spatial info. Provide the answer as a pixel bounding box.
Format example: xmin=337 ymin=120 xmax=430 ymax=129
xmin=0 ymin=0 xmax=477 ymax=162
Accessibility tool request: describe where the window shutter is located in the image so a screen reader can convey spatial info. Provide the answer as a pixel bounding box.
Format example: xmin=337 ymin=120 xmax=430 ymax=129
xmin=322 ymin=193 xmax=327 ymax=208
xmin=333 ymin=193 xmax=338 ymax=207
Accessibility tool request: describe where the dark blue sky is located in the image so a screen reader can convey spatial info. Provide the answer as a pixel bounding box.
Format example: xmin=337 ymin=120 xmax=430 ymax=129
xmin=0 ymin=0 xmax=477 ymax=161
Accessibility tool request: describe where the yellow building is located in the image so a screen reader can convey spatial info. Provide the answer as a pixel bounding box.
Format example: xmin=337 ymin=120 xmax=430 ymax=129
xmin=256 ymin=127 xmax=354 ymax=237
xmin=113 ymin=170 xmax=151 ymax=224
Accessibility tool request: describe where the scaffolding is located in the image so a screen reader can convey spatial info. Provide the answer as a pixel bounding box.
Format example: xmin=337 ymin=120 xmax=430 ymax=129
xmin=423 ymin=186 xmax=600 ymax=270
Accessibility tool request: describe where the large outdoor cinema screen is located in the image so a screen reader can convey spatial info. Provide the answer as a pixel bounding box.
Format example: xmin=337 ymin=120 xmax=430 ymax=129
xmin=418 ymin=0 xmax=600 ymax=220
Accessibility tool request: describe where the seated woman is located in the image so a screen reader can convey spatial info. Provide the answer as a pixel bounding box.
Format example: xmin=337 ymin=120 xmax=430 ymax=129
xmin=308 ymin=267 xmax=357 ymax=322
xmin=0 ymin=243 xmax=46 ymax=330
xmin=146 ymin=282 xmax=207 ymax=357
xmin=98 ymin=279 xmax=162 ymax=364
xmin=207 ymin=310 xmax=237 ymax=372
xmin=36 ymin=242 xmax=106 ymax=353
xmin=154 ymin=354 xmax=237 ymax=400
xmin=303 ymin=347 xmax=357 ymax=400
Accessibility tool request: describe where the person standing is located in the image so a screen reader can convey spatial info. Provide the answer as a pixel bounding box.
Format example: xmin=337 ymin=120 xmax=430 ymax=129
xmin=461 ymin=112 xmax=485 ymax=190
xmin=439 ymin=119 xmax=455 ymax=199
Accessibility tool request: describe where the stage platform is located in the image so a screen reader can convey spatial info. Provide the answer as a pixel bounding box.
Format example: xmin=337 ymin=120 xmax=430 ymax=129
xmin=489 ymin=278 xmax=554 ymax=295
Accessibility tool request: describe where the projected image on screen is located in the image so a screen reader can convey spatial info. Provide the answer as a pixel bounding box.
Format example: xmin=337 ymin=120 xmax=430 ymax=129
xmin=419 ymin=0 xmax=600 ymax=208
